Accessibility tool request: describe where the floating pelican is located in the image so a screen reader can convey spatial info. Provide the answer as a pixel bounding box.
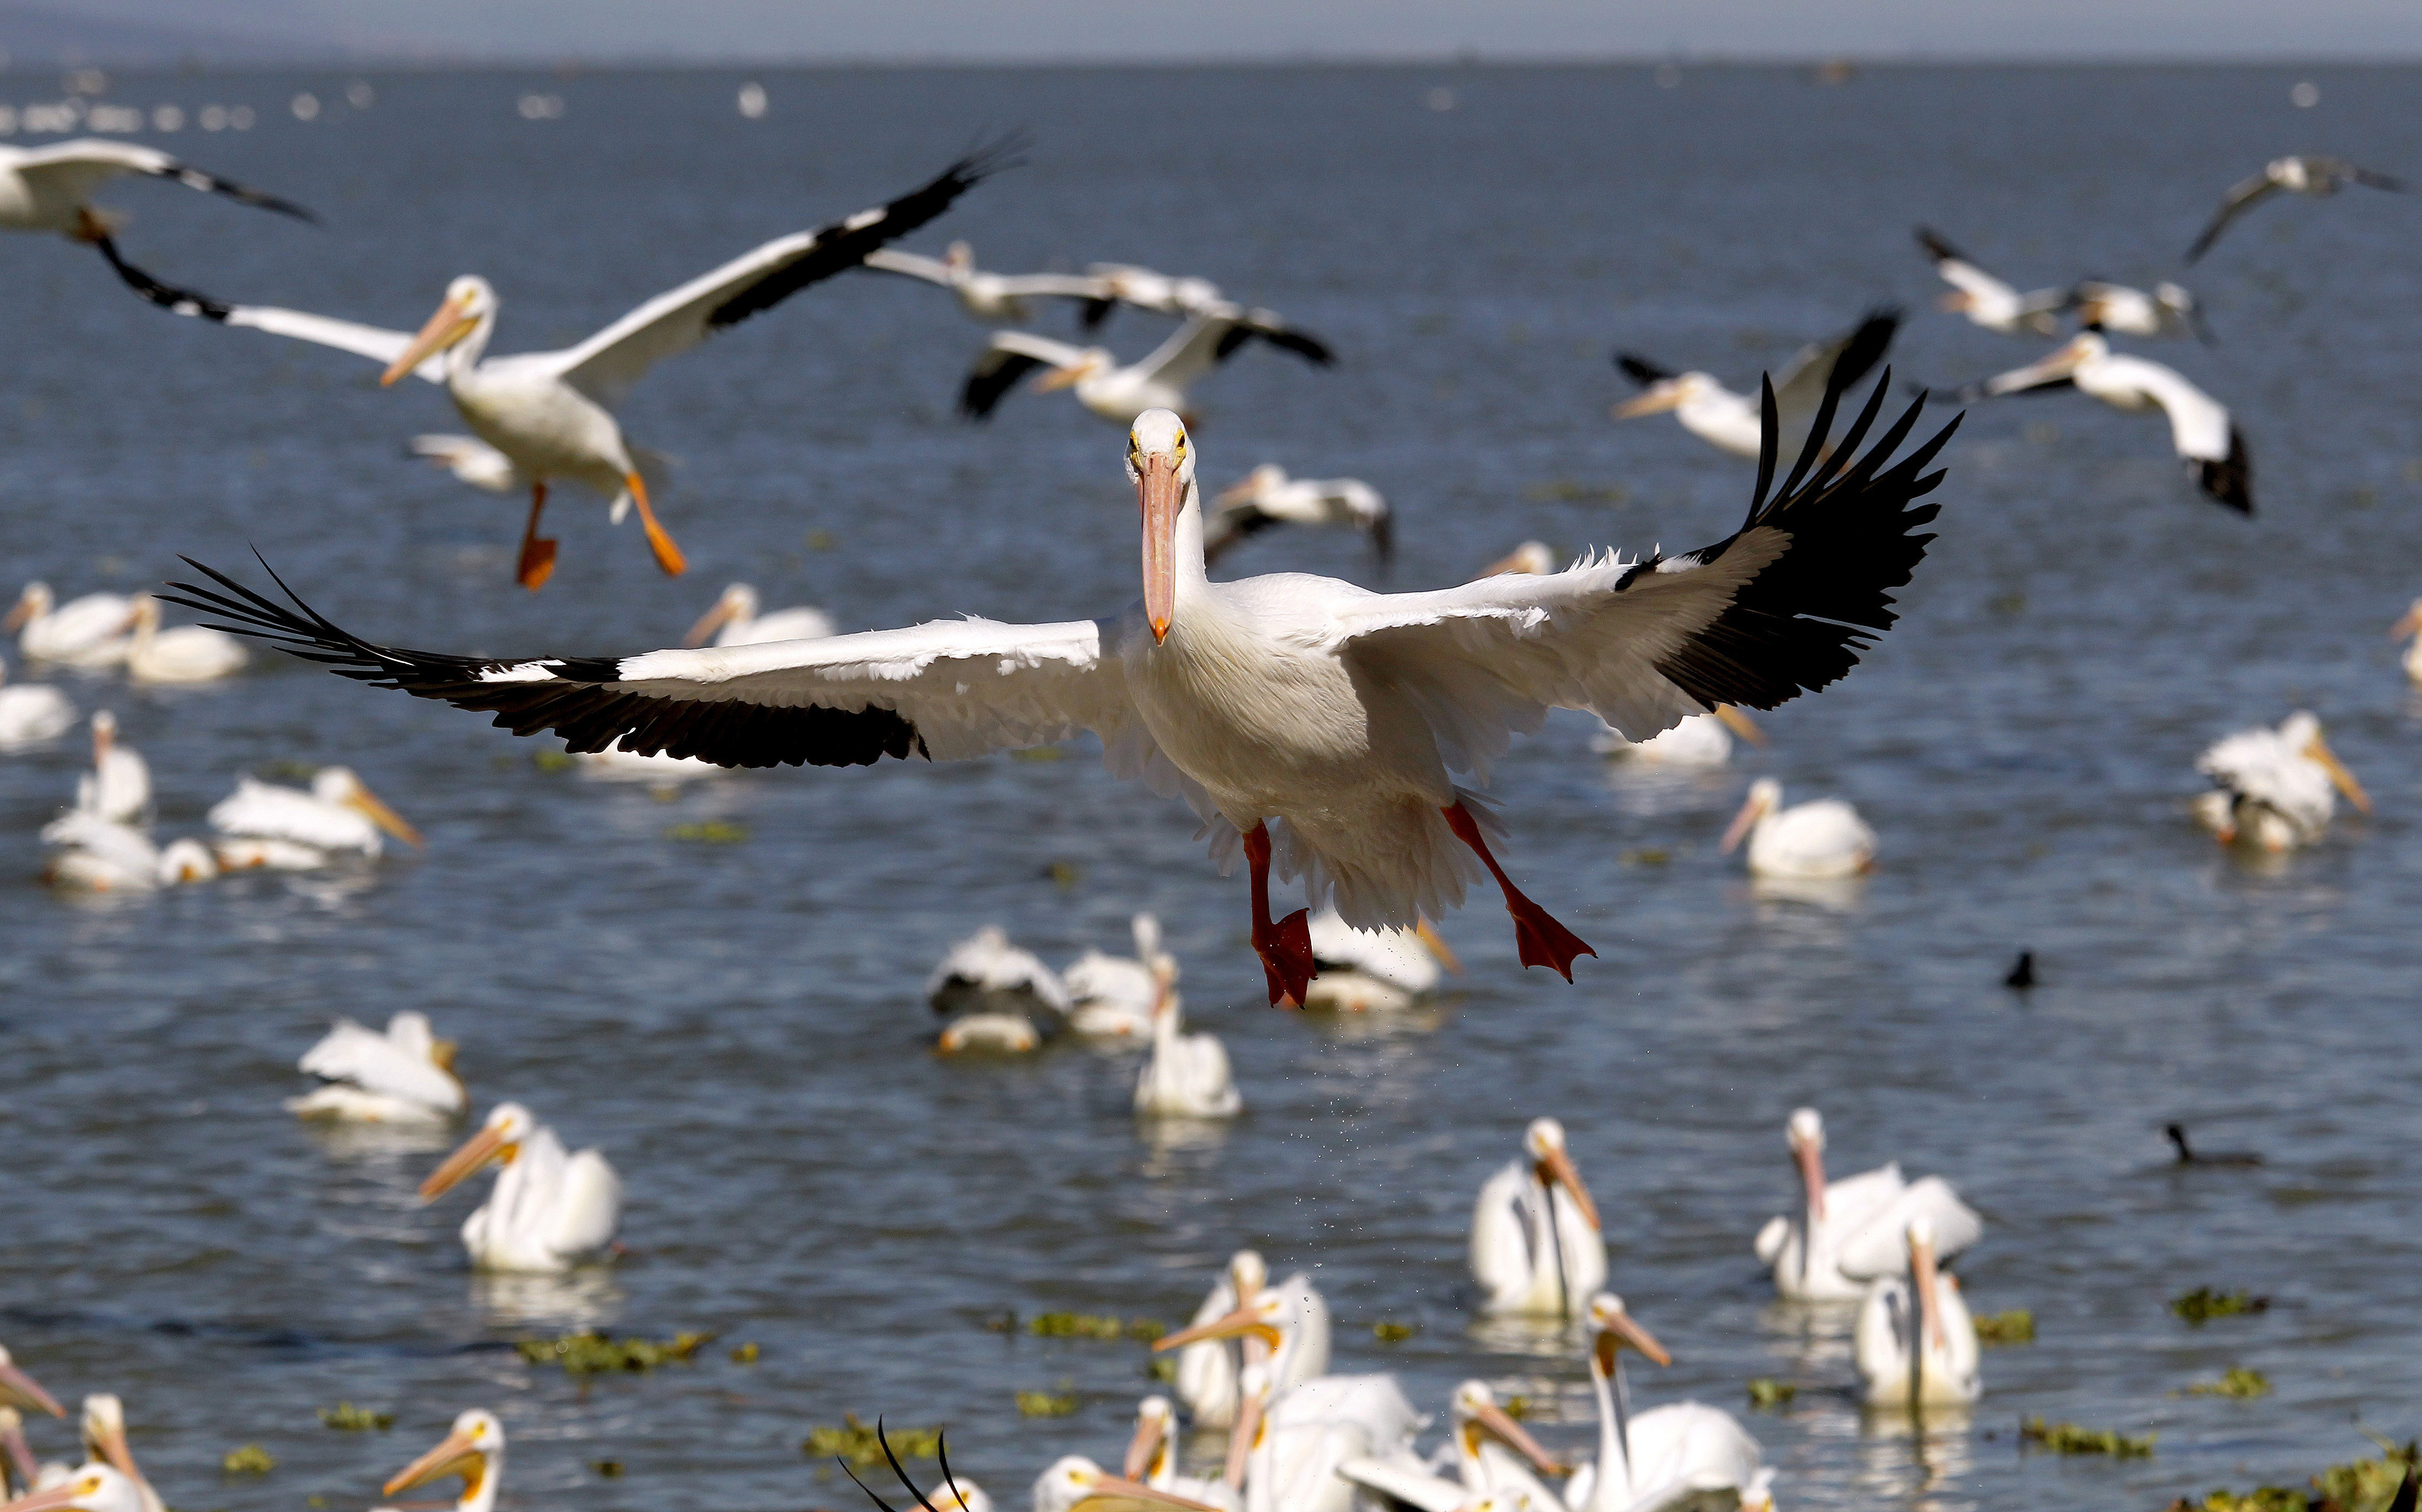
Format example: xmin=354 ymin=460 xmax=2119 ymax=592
xmin=1970 ymin=332 xmax=2251 ymax=513
xmin=1067 ymin=914 xmax=1170 ymax=1040
xmin=1221 ymin=1364 xmax=1421 ymax=1512
xmin=1166 ymin=1253 xmax=1331 ymax=1429
xmin=1720 ymin=778 xmax=1875 ymax=879
xmin=1340 ymin=1380 xmax=1569 ymax=1512
xmin=125 ymin=597 xmax=246 ymax=684
xmin=2193 ymin=710 xmax=2369 ymax=852
xmin=140 ymin=149 xmax=1007 ymax=590
xmin=1126 ymin=1397 xmax=1240 ymax=1512
xmin=1753 ymin=1107 xmax=1983 ymax=1302
xmin=927 ymin=925 xmax=1069 ymax=1053
xmin=78 ymin=1399 xmax=160 ymax=1512
xmin=74 ymin=712 xmax=148 ymax=825
xmin=2395 ymin=599 xmax=2422 ymax=684
xmin=2070 ymin=280 xmax=2209 ymax=342
xmin=0 ymin=659 xmax=74 ymax=749
xmin=2186 ymin=156 xmax=2406 ymax=263
xmin=289 ymin=1011 xmax=466 ymax=1124
xmin=1470 ymin=1116 xmax=1606 ymax=1317
xmin=1135 ymin=956 xmax=1239 ymax=1119
xmin=1613 ymin=307 xmax=1899 ymax=459
xmin=1853 ymin=1218 xmax=1980 ymax=1406
xmin=1561 ymin=1296 xmax=1768 ymax=1512
xmin=1031 ymin=1457 xmax=1224 ymax=1512
xmin=409 ymin=434 xmax=524 ymax=494
xmin=4 ymin=585 xmax=131 ymax=668
xmin=421 ymin=1103 xmax=620 ymax=1273
xmin=39 ymin=811 xmax=213 ymax=892
xmin=1591 ymin=706 xmax=1762 ymax=766
xmin=1206 ymin=468 xmax=1390 ymax=566
xmin=685 ymin=583 xmax=836 ymax=647
xmin=380 ymin=1410 xmax=503 ymax=1512
xmin=1301 ymin=913 xmax=1456 ymax=1013
xmin=862 ymin=241 xmax=1108 ymax=323
xmin=960 ymin=313 xmax=1330 ymax=428
xmin=0 ymin=1464 xmax=145 ymax=1512
xmin=1477 ymin=543 xmax=1554 ymax=578
xmin=1912 ymin=228 xmax=2065 ymax=335
xmin=172 ymin=376 xmax=1954 ymax=1005
xmin=209 ymin=766 xmax=421 ymax=863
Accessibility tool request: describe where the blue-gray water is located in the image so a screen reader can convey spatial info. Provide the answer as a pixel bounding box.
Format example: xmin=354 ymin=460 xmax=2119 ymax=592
xmin=3 ymin=62 xmax=2418 ymax=1512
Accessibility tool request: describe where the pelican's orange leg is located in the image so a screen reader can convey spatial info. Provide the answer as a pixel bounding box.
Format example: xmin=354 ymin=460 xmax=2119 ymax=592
xmin=516 ymin=482 xmax=558 ymax=591
xmin=1244 ymin=821 xmax=1315 ymax=1008
xmin=624 ymin=472 xmax=687 ymax=577
xmin=1440 ymin=801 xmax=1594 ymax=980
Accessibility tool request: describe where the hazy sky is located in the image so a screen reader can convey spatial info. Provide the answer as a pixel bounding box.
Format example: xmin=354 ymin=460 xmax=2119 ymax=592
xmin=69 ymin=0 xmax=2422 ymax=61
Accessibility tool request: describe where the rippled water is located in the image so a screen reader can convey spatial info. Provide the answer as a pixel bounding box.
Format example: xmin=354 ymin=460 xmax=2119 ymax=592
xmin=3 ymin=62 xmax=2419 ymax=1512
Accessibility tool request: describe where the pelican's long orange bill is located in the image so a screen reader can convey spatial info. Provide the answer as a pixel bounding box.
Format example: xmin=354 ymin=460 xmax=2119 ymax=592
xmin=0 ymin=1360 xmax=61 ymax=1418
xmin=384 ymin=1430 xmax=482 ymax=1497
xmin=347 ymin=783 xmax=422 ymax=848
xmin=1071 ymin=1474 xmax=1227 ymax=1512
xmin=420 ymin=1123 xmax=510 ymax=1202
xmin=382 ymin=295 xmax=475 ymax=386
xmin=1472 ymin=1400 xmax=1567 ymax=1476
xmin=1149 ymin=1303 xmax=1280 ymax=1355
xmin=0 ymin=1480 xmax=93 ymax=1512
xmin=1539 ymin=1145 xmax=1601 ymax=1232
xmin=1137 ymin=452 xmax=1181 ymax=644
xmin=1594 ymin=1308 xmax=1672 ymax=1373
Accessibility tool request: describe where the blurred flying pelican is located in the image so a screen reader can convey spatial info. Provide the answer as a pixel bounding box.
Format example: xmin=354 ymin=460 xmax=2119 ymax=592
xmin=2070 ymin=280 xmax=2210 ymax=342
xmin=2193 ymin=710 xmax=2369 ymax=852
xmin=409 ymin=434 xmax=524 ymax=494
xmin=684 ymin=583 xmax=835 ymax=647
xmin=1613 ymin=307 xmax=1898 ymax=459
xmin=4 ymin=585 xmax=131 ymax=668
xmin=422 ymin=1104 xmax=620 ymax=1273
xmin=1562 ymin=1296 xmax=1768 ymax=1512
xmin=74 ymin=712 xmax=148 ymax=825
xmin=289 ymin=1011 xmax=466 ymax=1124
xmin=1301 ymin=913 xmax=1457 ymax=1013
xmin=1720 ymin=778 xmax=1874 ymax=879
xmin=2186 ymin=156 xmax=2405 ymax=263
xmin=0 ymin=138 xmax=307 ymax=309
xmin=959 ymin=311 xmax=1330 ymax=427
xmin=1968 ymin=333 xmax=2251 ymax=513
xmin=1205 ymin=466 xmax=1391 ymax=566
xmin=863 ymin=241 xmax=1108 ymax=323
xmin=1912 ymin=228 xmax=2064 ymax=335
xmin=1134 ymin=954 xmax=1239 ymax=1119
xmin=0 ymin=659 xmax=74 ymax=749
xmin=139 ymin=150 xmax=1009 ymax=589
xmin=124 ymin=598 xmax=246 ymax=684
xmin=209 ymin=766 xmax=420 ymax=865
xmin=1753 ymin=1107 xmax=1983 ymax=1301
xmin=1471 ymin=1116 xmax=1605 ymax=1317
xmin=1079 ymin=264 xmax=1334 ymax=358
xmin=1853 ymin=1218 xmax=1981 ymax=1406
xmin=1166 ymin=1252 xmax=1331 ymax=1429
xmin=380 ymin=1410 xmax=503 ymax=1512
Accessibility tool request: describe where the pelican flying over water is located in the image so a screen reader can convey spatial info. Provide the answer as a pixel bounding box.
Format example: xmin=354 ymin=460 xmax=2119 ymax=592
xmin=2070 ymin=280 xmax=2210 ymax=342
xmin=863 ymin=241 xmax=1109 ymax=323
xmin=1207 ymin=467 xmax=1390 ymax=566
xmin=1613 ymin=307 xmax=1898 ymax=459
xmin=421 ymin=1103 xmax=620 ymax=1272
xmin=2185 ymin=155 xmax=2405 ymax=263
xmin=1913 ymin=228 xmax=2065 ymax=335
xmin=1968 ymin=332 xmax=2252 ymax=513
xmin=172 ymin=375 xmax=1954 ymax=1006
xmin=0 ymin=138 xmax=308 ymax=302
xmin=961 ymin=311 xmax=1330 ymax=428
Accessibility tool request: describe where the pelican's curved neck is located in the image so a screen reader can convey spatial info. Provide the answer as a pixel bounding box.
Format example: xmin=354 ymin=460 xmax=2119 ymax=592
xmin=1587 ymin=1353 xmax=1632 ymax=1505
xmin=1172 ymin=480 xmax=1211 ymax=604
xmin=446 ymin=311 xmax=496 ymax=387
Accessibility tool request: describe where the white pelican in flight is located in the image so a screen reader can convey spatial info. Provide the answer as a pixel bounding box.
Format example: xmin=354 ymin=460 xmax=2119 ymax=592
xmin=0 ymin=1465 xmax=145 ymax=1512
xmin=0 ymin=139 xmax=308 ymax=302
xmin=171 ymin=374 xmax=1955 ymax=1006
xmin=74 ymin=712 xmax=149 ymax=825
xmin=140 ymin=148 xmax=1009 ymax=590
xmin=289 ymin=1011 xmax=466 ymax=1124
xmin=961 ymin=311 xmax=1331 ymax=427
xmin=421 ymin=1103 xmax=620 ymax=1273
xmin=863 ymin=241 xmax=1109 ymax=323
xmin=1166 ymin=1252 xmax=1330 ymax=1429
xmin=2186 ymin=155 xmax=2405 ymax=263
xmin=685 ymin=583 xmax=836 ymax=648
xmin=2394 ymin=599 xmax=2422 ymax=684
xmin=380 ymin=1410 xmax=504 ymax=1512
xmin=1206 ymin=467 xmax=1390 ymax=566
xmin=1853 ymin=1218 xmax=1981 ymax=1406
xmin=1561 ymin=1296 xmax=1769 ymax=1512
xmin=1126 ymin=1397 xmax=1240 ymax=1512
xmin=1339 ymin=1380 xmax=1569 ymax=1512
xmin=1077 ymin=266 xmax=1336 ymax=363
xmin=125 ymin=597 xmax=246 ymax=684
xmin=1470 ymin=1116 xmax=1606 ymax=1317
xmin=2069 ymin=280 xmax=2210 ymax=342
xmin=0 ymin=660 xmax=74 ymax=750
xmin=4 ymin=585 xmax=131 ymax=668
xmin=1134 ymin=954 xmax=1240 ymax=1119
xmin=1613 ymin=307 xmax=1898 ymax=459
xmin=1066 ymin=913 xmax=1170 ymax=1039
xmin=1301 ymin=912 xmax=1457 ymax=1013
xmin=1720 ymin=778 xmax=1874 ymax=879
xmin=2192 ymin=710 xmax=2369 ymax=852
xmin=40 ymin=811 xmax=215 ymax=892
xmin=1912 ymin=228 xmax=2065 ymax=335
xmin=1970 ymin=332 xmax=2251 ymax=513
xmin=209 ymin=765 xmax=421 ymax=866
xmin=1592 ymin=705 xmax=1762 ymax=766
xmin=926 ymin=925 xmax=1069 ymax=1053
xmin=1753 ymin=1107 xmax=1981 ymax=1301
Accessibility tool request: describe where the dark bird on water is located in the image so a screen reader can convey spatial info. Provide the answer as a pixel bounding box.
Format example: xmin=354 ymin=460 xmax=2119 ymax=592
xmin=2003 ymin=950 xmax=2035 ymax=989
xmin=2166 ymin=1123 xmax=2262 ymax=1167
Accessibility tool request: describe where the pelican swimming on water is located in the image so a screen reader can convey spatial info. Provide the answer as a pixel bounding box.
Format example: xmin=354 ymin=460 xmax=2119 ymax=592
xmin=1912 ymin=228 xmax=2066 ymax=335
xmin=4 ymin=585 xmax=132 ymax=668
xmin=684 ymin=583 xmax=836 ymax=648
xmin=1613 ymin=307 xmax=1899 ymax=460
xmin=124 ymin=597 xmax=246 ymax=684
xmin=960 ymin=311 xmax=1330 ymax=428
xmin=1066 ymin=913 xmax=1171 ymax=1039
xmin=1720 ymin=778 xmax=1874 ymax=879
xmin=1125 ymin=1397 xmax=1240 ymax=1512
xmin=1206 ymin=467 xmax=1390 ymax=566
xmin=1470 ymin=1116 xmax=1606 ymax=1317
xmin=1134 ymin=954 xmax=1240 ymax=1119
xmin=1300 ymin=913 xmax=1457 ymax=1013
xmin=421 ymin=1103 xmax=620 ymax=1272
xmin=78 ymin=1399 xmax=160 ymax=1512
xmin=379 ymin=1410 xmax=504 ymax=1512
xmin=0 ymin=1350 xmax=62 ymax=1433
xmin=39 ymin=811 xmax=214 ymax=892
xmin=1968 ymin=332 xmax=2252 ymax=513
xmin=289 ymin=1011 xmax=466 ymax=1124
xmin=74 ymin=712 xmax=148 ymax=825
xmin=0 ymin=659 xmax=74 ymax=750
xmin=2393 ymin=599 xmax=2422 ymax=684
xmin=926 ymin=925 xmax=1069 ymax=1053
xmin=2193 ymin=709 xmax=2369 ymax=852
xmin=209 ymin=766 xmax=421 ymax=865
xmin=1031 ymin=1457 xmax=1225 ymax=1512
xmin=0 ymin=1464 xmax=146 ymax=1512
xmin=1339 ymin=1379 xmax=1570 ymax=1512
xmin=135 ymin=148 xmax=1009 ymax=590
xmin=1592 ymin=706 xmax=1762 ymax=766
xmin=171 ymin=372 xmax=1955 ymax=1006
xmin=1167 ymin=1252 xmax=1331 ymax=1430
xmin=1561 ymin=1295 xmax=1769 ymax=1512
xmin=1853 ymin=1218 xmax=1981 ymax=1407
xmin=2185 ymin=155 xmax=2406 ymax=263
xmin=1753 ymin=1107 xmax=1983 ymax=1301
xmin=862 ymin=241 xmax=1109 ymax=323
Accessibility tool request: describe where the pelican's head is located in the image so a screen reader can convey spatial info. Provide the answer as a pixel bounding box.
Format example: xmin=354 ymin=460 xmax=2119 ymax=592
xmin=1585 ymin=1293 xmax=1672 ymax=1376
xmin=1123 ymin=1395 xmax=1176 ymax=1480
xmin=684 ymin=584 xmax=762 ymax=647
xmin=1521 ymin=1117 xmax=1600 ymax=1232
xmin=383 ymin=276 xmax=495 ymax=386
xmin=1228 ymin=1248 xmax=1268 ymax=1299
xmin=1131 ymin=912 xmax=1162 ymax=962
xmin=310 ymin=767 xmax=423 ymax=847
xmin=1613 ymin=370 xmax=1715 ymax=420
xmin=1479 ymin=541 xmax=1554 ymax=578
xmin=0 ymin=1463 xmax=143 ymax=1512
xmin=1035 ymin=350 xmax=1114 ymax=394
xmin=0 ymin=1351 xmax=59 ymax=1422
xmin=1128 ymin=409 xmax=1194 ymax=645
xmin=421 ymin=1103 xmax=535 ymax=1201
xmin=2284 ymin=711 xmax=2370 ymax=814
xmin=1216 ymin=464 xmax=1286 ymax=508
xmin=88 ymin=711 xmax=116 ymax=766
xmin=1720 ymin=777 xmax=1783 ymax=854
xmin=78 ymin=1397 xmax=140 ymax=1489
xmin=1448 ymin=1381 xmax=1567 ymax=1478
xmin=384 ymin=1409 xmax=502 ymax=1501
xmin=945 ymin=241 xmax=975 ymax=274
xmin=1 ymin=584 xmax=49 ymax=634
xmin=1031 ymin=1456 xmax=1216 ymax=1512
xmin=1787 ymin=1107 xmax=1827 ymax=1219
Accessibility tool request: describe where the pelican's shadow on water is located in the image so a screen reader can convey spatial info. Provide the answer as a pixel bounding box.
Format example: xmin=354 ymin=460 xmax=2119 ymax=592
xmin=468 ymin=1268 xmax=624 ymax=1329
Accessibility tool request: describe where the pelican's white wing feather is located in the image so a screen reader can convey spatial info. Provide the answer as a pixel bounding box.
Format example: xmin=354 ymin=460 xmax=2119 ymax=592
xmin=297 ymin=1018 xmax=463 ymax=1111
xmin=547 ymin=1148 xmax=622 ymax=1259
xmin=217 ymin=305 xmax=448 ymax=383
xmin=1832 ymin=1176 xmax=1983 ymax=1280
xmin=987 ymin=329 xmax=1091 ymax=368
xmin=1134 ymin=313 xmax=1237 ymax=391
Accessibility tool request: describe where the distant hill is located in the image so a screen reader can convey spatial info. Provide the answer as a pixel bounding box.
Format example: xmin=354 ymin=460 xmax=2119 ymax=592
xmin=0 ymin=1 xmax=345 ymax=66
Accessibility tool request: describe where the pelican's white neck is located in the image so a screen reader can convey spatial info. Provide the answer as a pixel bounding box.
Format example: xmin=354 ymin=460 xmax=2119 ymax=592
xmin=445 ymin=310 xmax=496 ymax=385
xmin=1586 ymin=1348 xmax=1631 ymax=1508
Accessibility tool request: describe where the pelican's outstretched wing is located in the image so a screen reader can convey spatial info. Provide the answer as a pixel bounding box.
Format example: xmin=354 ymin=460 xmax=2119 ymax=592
xmin=1832 ymin=1176 xmax=1984 ymax=1280
xmin=1772 ymin=307 xmax=1899 ymax=433
xmin=959 ymin=329 xmax=1088 ymax=419
xmin=12 ymin=138 xmax=313 ymax=219
xmin=2185 ymin=170 xmax=2283 ymax=263
xmin=859 ymin=247 xmax=957 ymax=287
xmin=163 ymin=559 xmax=1136 ymax=770
xmin=1321 ymin=370 xmax=1954 ymax=779
xmin=552 ymin=143 xmax=1016 ymax=406
xmin=1136 ymin=313 xmax=1240 ymax=392
xmin=96 ymin=238 xmax=451 ymax=382
xmin=1913 ymin=227 xmax=2016 ymax=305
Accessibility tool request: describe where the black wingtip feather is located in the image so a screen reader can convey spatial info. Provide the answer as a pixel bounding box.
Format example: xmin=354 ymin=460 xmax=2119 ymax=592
xmin=1913 ymin=225 xmax=1960 ymax=263
xmin=1616 ymin=353 xmax=1673 ymax=387
xmin=2196 ymin=428 xmax=2254 ymax=515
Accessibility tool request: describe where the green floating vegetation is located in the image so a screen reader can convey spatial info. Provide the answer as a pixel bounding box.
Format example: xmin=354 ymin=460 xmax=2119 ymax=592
xmin=2022 ymin=1417 xmax=2155 ymax=1458
xmin=317 ymin=1403 xmax=393 ymax=1431
xmin=1016 ymin=1386 xmax=1081 ymax=1418
xmin=533 ymin=749 xmax=576 ymax=773
xmin=1974 ymin=1309 xmax=2035 ymax=1345
xmin=516 ymin=1330 xmax=713 ymax=1376
xmin=1011 ymin=746 xmax=1065 ymax=762
xmin=1142 ymin=1357 xmax=1177 ymax=1384
xmin=664 ymin=821 xmax=747 ymax=844
xmin=1044 ymin=859 xmax=1081 ymax=890
xmin=1525 ymin=479 xmax=1628 ymax=504
xmin=1500 ymin=1395 xmax=1531 ymax=1421
xmin=221 ymin=1445 xmax=276 ymax=1476
xmin=1746 ymin=1379 xmax=1796 ymax=1410
xmin=1371 ymin=1321 xmax=1418 ymax=1345
xmin=2171 ymin=1441 xmax=2417 ymax=1512
xmin=2171 ymin=1287 xmax=2268 ymax=1325
xmin=2183 ymin=1367 xmax=2271 ymax=1399
xmin=592 ymin=1461 xmax=625 ymax=1479
xmin=1618 ymin=848 xmax=1672 ymax=867
xmin=805 ymin=529 xmax=839 ymax=551
xmin=1027 ymin=1312 xmax=1165 ymax=1342
xmin=729 ymin=1342 xmax=760 ymax=1363
xmin=804 ymin=1415 xmax=941 ymax=1467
